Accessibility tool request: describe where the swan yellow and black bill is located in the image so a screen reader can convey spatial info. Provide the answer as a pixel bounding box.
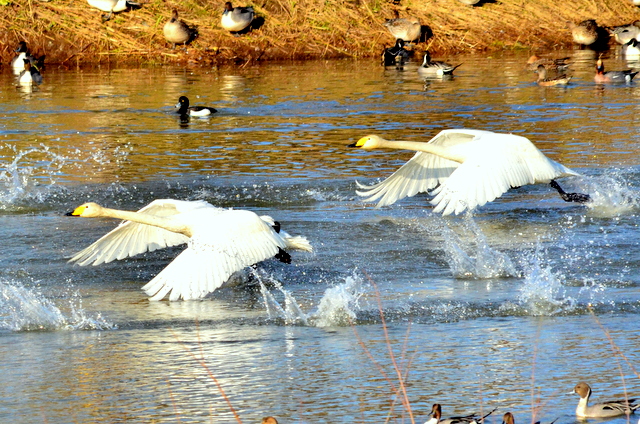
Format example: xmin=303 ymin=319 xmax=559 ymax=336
xmin=348 ymin=136 xmax=369 ymax=148
xmin=66 ymin=205 xmax=87 ymax=216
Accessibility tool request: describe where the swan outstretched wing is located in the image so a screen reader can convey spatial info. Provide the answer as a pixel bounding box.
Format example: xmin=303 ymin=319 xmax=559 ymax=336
xmin=356 ymin=152 xmax=459 ymax=207
xmin=141 ymin=209 xmax=290 ymax=301
xmin=68 ymin=199 xmax=218 ymax=266
xmin=431 ymin=135 xmax=581 ymax=215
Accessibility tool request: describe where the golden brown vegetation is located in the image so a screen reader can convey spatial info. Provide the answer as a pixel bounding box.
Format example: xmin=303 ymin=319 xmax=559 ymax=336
xmin=1 ymin=0 xmax=640 ymax=67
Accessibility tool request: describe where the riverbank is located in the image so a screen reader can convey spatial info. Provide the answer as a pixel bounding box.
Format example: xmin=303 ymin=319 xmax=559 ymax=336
xmin=1 ymin=0 xmax=640 ymax=67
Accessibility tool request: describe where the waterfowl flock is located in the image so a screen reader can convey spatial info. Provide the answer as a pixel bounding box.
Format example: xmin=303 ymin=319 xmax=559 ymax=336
xmin=5 ymin=3 xmax=640 ymax=422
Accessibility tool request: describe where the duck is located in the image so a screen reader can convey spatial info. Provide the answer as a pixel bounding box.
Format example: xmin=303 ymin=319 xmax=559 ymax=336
xmin=622 ymin=38 xmax=640 ymax=58
xmin=175 ymin=96 xmax=217 ymax=117
xmin=535 ymin=65 xmax=571 ymax=86
xmin=424 ymin=403 xmax=495 ymax=424
xmin=11 ymin=41 xmax=30 ymax=74
xmin=569 ymin=19 xmax=601 ymax=46
xmin=163 ymin=9 xmax=197 ymax=48
xmin=418 ymin=51 xmax=461 ymax=77
xmin=595 ymin=58 xmax=638 ymax=84
xmin=17 ymin=59 xmax=42 ymax=86
xmin=501 ymin=412 xmax=558 ymax=424
xmin=457 ymin=0 xmax=482 ymax=5
xmin=381 ymin=39 xmax=410 ymax=67
xmin=66 ymin=199 xmax=313 ymax=301
xmin=221 ymin=2 xmax=254 ymax=33
xmin=383 ymin=10 xmax=421 ymax=43
xmin=348 ymin=129 xmax=591 ymax=215
xmin=610 ymin=21 xmax=640 ymax=45
xmin=526 ymin=54 xmax=570 ymax=72
xmin=262 ymin=417 xmax=278 ymax=424
xmin=87 ymin=0 xmax=140 ymax=21
xmin=573 ymin=382 xmax=639 ymax=418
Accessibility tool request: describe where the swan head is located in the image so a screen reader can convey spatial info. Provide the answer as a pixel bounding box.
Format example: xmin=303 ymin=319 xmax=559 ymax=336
xmin=67 ymin=202 xmax=104 ymax=218
xmin=348 ymin=135 xmax=386 ymax=150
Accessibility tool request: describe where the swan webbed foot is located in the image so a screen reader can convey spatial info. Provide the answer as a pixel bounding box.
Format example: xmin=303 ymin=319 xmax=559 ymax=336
xmin=549 ymin=180 xmax=591 ymax=203
xmin=275 ymin=247 xmax=291 ymax=264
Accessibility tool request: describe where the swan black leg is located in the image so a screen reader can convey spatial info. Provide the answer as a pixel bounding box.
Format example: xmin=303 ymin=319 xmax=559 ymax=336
xmin=549 ymin=180 xmax=591 ymax=203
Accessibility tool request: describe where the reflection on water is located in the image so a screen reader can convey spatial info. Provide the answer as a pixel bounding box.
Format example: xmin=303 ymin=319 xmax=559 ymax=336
xmin=1 ymin=51 xmax=640 ymax=423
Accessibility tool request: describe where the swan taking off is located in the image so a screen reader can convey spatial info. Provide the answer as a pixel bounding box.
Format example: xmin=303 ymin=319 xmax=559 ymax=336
xmin=349 ymin=129 xmax=591 ymax=215
xmin=67 ymin=199 xmax=312 ymax=301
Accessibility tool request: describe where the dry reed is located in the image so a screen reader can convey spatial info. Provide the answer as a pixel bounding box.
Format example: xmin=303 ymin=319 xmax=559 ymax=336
xmin=1 ymin=0 xmax=640 ymax=66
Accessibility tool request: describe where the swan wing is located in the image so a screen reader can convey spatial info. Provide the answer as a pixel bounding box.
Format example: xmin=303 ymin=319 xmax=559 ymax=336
xmin=431 ymin=134 xmax=580 ymax=215
xmin=68 ymin=199 xmax=220 ymax=266
xmin=141 ymin=209 xmax=289 ymax=301
xmin=356 ymin=151 xmax=459 ymax=207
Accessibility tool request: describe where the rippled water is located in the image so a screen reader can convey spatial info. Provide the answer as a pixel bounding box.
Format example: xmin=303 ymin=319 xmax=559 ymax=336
xmin=1 ymin=50 xmax=640 ymax=424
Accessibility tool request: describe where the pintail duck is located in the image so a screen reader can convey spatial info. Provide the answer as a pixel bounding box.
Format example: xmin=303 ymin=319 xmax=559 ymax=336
xmin=17 ymin=59 xmax=42 ymax=86
xmin=175 ymin=96 xmax=217 ymax=117
xmin=594 ymin=58 xmax=639 ymax=84
xmin=610 ymin=21 xmax=640 ymax=45
xmin=221 ymin=2 xmax=254 ymax=33
xmin=87 ymin=0 xmax=140 ymax=21
xmin=424 ymin=404 xmax=495 ymax=424
xmin=383 ymin=10 xmax=421 ymax=43
xmin=569 ymin=19 xmax=601 ymax=46
xmin=382 ymin=39 xmax=410 ymax=67
xmin=536 ymin=65 xmax=571 ymax=86
xmin=163 ymin=9 xmax=197 ymax=48
xmin=574 ymin=382 xmax=639 ymax=418
xmin=502 ymin=412 xmax=558 ymax=424
xmin=418 ymin=51 xmax=462 ymax=77
xmin=526 ymin=55 xmax=570 ymax=72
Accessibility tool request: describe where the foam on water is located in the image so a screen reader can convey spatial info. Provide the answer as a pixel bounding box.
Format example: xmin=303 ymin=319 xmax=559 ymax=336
xmin=255 ymin=269 xmax=365 ymax=327
xmin=0 ymin=280 xmax=115 ymax=332
xmin=439 ymin=214 xmax=519 ymax=279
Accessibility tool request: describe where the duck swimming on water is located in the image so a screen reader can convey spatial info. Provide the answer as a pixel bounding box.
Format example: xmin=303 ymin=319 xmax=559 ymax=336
xmin=175 ymin=96 xmax=217 ymax=117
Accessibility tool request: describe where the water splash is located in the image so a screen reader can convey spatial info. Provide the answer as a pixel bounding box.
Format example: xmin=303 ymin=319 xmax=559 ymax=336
xmin=440 ymin=214 xmax=519 ymax=279
xmin=0 ymin=144 xmax=69 ymax=207
xmin=516 ymin=249 xmax=576 ymax=316
xmin=255 ymin=270 xmax=365 ymax=327
xmin=0 ymin=280 xmax=115 ymax=332
xmin=584 ymin=169 xmax=640 ymax=217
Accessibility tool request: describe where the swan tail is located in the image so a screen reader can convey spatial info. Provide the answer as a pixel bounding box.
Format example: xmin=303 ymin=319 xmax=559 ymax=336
xmin=281 ymin=233 xmax=313 ymax=253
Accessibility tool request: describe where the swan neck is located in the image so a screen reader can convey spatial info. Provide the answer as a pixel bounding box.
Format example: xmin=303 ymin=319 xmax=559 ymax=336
xmin=382 ymin=139 xmax=465 ymax=163
xmin=101 ymin=207 xmax=192 ymax=237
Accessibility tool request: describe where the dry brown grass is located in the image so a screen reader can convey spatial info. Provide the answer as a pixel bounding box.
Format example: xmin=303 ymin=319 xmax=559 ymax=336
xmin=1 ymin=0 xmax=639 ymax=66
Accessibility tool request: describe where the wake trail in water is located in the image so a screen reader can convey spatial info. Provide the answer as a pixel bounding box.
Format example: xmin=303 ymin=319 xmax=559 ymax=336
xmin=0 ymin=280 xmax=115 ymax=332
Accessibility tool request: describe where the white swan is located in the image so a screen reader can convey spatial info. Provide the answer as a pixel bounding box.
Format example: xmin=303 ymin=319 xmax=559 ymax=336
xmin=349 ymin=129 xmax=590 ymax=215
xmin=67 ymin=199 xmax=312 ymax=301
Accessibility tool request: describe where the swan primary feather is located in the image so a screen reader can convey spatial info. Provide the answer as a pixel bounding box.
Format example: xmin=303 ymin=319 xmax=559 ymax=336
xmin=67 ymin=199 xmax=312 ymax=301
xmin=349 ymin=129 xmax=590 ymax=215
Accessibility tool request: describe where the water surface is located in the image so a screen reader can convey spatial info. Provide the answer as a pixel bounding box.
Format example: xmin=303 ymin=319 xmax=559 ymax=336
xmin=1 ymin=50 xmax=640 ymax=424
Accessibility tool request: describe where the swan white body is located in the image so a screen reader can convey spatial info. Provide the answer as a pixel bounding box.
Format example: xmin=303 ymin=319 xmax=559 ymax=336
xmin=351 ymin=129 xmax=582 ymax=215
xmin=574 ymin=382 xmax=639 ymax=418
xmin=68 ymin=199 xmax=312 ymax=301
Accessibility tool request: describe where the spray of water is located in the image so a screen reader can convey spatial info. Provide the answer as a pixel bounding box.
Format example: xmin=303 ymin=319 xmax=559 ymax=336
xmin=254 ymin=269 xmax=365 ymax=327
xmin=439 ymin=214 xmax=519 ymax=279
xmin=0 ymin=144 xmax=69 ymax=206
xmin=0 ymin=280 xmax=114 ymax=332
